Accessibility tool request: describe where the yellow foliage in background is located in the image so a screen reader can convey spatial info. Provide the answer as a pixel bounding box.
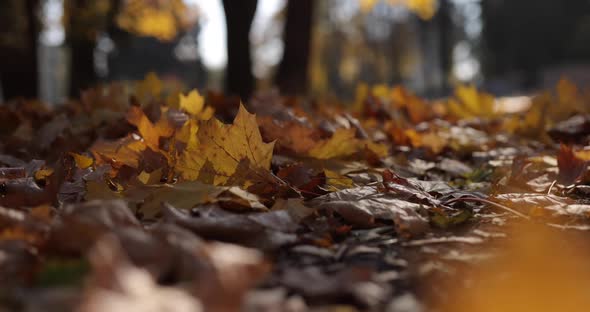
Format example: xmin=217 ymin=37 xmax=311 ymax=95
xmin=360 ymin=0 xmax=438 ymax=19
xmin=116 ymin=0 xmax=196 ymax=41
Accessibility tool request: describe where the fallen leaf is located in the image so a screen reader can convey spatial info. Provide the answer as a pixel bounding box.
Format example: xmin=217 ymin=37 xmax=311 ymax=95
xmin=176 ymin=104 xmax=275 ymax=186
xmin=130 ymin=181 xmax=225 ymax=218
xmin=557 ymin=144 xmax=587 ymax=185
xmin=135 ymin=72 xmax=162 ymax=105
xmin=310 ymin=186 xmax=429 ymax=235
xmin=126 ymin=106 xmax=174 ymax=151
xmin=161 ymin=203 xmax=297 ymax=250
xmin=447 ymin=85 xmax=496 ymax=119
xmin=178 ymin=90 xmax=214 ymax=119
xmin=308 ymin=128 xmax=359 ymax=159
xmin=70 ymin=153 xmax=94 ymax=169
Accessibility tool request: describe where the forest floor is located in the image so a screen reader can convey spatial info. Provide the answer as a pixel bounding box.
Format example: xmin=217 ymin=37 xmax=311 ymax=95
xmin=2 ymin=75 xmax=590 ymax=311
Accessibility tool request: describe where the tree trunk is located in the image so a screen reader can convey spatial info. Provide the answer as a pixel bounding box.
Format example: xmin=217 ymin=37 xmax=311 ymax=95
xmin=437 ymin=0 xmax=451 ymax=93
xmin=276 ymin=0 xmax=314 ymax=95
xmin=65 ymin=0 xmax=114 ymax=97
xmin=222 ymin=0 xmax=258 ymax=100
xmin=0 ymin=0 xmax=39 ymax=99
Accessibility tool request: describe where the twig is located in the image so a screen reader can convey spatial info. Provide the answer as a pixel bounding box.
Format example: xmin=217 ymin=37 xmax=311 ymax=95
xmin=443 ymin=196 xmax=530 ymax=220
xmin=547 ymin=180 xmax=557 ymax=195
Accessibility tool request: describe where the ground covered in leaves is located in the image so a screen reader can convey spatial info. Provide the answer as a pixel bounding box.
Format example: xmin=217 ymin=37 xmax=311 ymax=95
xmin=2 ymin=75 xmax=590 ymax=311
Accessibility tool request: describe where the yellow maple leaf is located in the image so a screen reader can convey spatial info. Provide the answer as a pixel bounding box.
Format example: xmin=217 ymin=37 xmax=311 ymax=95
xmin=176 ymin=104 xmax=275 ymax=185
xmin=135 ymin=72 xmax=162 ymax=104
xmin=447 ymin=84 xmax=496 ymax=119
xmin=178 ymin=90 xmax=214 ymax=119
xmin=175 ymin=118 xmax=199 ymax=146
xmin=126 ymin=106 xmax=174 ymax=151
xmin=308 ymin=128 xmax=360 ymax=159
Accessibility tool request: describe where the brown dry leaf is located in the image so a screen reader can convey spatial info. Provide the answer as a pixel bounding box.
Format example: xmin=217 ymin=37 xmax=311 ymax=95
xmin=310 ymin=186 xmax=429 ymax=236
xmin=79 ymin=235 xmax=203 ymax=312
xmin=176 ymin=104 xmax=275 ymax=186
xmin=258 ymin=116 xmax=318 ymax=154
xmin=29 ymin=204 xmax=53 ymax=221
xmin=557 ymin=144 xmax=587 ymax=185
xmin=135 ymin=181 xmax=226 ymax=218
xmin=391 ymin=86 xmax=431 ymax=123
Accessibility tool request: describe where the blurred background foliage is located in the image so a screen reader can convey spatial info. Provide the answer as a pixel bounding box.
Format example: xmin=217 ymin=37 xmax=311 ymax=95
xmin=0 ymin=0 xmax=590 ymax=104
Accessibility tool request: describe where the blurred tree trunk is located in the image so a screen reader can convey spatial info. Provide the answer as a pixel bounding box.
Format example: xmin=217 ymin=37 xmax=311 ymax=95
xmin=0 ymin=0 xmax=40 ymax=99
xmin=276 ymin=0 xmax=314 ymax=95
xmin=66 ymin=0 xmax=96 ymax=97
xmin=222 ymin=0 xmax=257 ymax=100
xmin=437 ymin=0 xmax=452 ymax=93
xmin=65 ymin=0 xmax=120 ymax=97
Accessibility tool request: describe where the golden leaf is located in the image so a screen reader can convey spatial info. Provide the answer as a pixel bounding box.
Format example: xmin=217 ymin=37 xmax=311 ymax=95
xmin=137 ymin=169 xmax=163 ymax=185
xmin=178 ymin=90 xmax=214 ymax=119
xmin=308 ymin=128 xmax=360 ymax=159
xmin=135 ymin=72 xmax=162 ymax=104
xmin=34 ymin=168 xmax=54 ymax=181
xmin=324 ymin=170 xmax=354 ymax=191
xmin=175 ymin=118 xmax=199 ymax=146
xmin=405 ymin=0 xmax=437 ymax=19
xmin=361 ymin=0 xmax=438 ymax=20
xmin=365 ymin=141 xmax=389 ymax=158
xmin=126 ymin=106 xmax=173 ymax=151
xmin=176 ymin=104 xmax=275 ymax=185
xmin=70 ymin=152 xmax=94 ymax=169
xmin=91 ymin=136 xmax=147 ymax=169
xmin=447 ymin=85 xmax=496 ymax=119
xmin=391 ymin=86 xmax=431 ymax=123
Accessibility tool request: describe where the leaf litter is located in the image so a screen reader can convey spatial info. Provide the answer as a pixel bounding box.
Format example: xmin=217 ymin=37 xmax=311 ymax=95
xmin=2 ymin=76 xmax=590 ymax=311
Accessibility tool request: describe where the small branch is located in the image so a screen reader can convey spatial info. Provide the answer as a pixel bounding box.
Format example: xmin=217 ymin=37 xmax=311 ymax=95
xmin=444 ymin=196 xmax=530 ymax=220
xmin=547 ymin=180 xmax=557 ymax=195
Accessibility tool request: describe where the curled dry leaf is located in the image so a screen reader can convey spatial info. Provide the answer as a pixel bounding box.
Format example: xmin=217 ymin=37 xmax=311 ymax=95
xmin=310 ymin=186 xmax=429 ymax=236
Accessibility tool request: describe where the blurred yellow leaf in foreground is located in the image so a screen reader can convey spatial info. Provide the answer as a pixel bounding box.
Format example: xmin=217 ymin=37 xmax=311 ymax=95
xmin=441 ymin=223 xmax=590 ymax=312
